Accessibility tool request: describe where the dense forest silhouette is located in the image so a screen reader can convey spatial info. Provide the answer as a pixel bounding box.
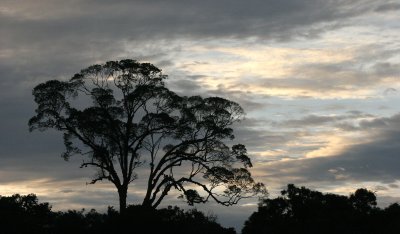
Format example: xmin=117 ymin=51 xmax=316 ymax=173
xmin=242 ymin=184 xmax=400 ymax=234
xmin=0 ymin=193 xmax=235 ymax=234
xmin=1 ymin=185 xmax=400 ymax=233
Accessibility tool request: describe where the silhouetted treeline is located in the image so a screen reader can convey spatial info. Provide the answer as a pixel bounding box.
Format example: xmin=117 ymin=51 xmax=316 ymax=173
xmin=3 ymin=185 xmax=400 ymax=234
xmin=0 ymin=194 xmax=236 ymax=234
xmin=242 ymin=184 xmax=400 ymax=234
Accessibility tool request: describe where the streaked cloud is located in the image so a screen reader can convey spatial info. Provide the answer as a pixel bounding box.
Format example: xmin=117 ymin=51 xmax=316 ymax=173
xmin=1 ymin=0 xmax=400 ymax=231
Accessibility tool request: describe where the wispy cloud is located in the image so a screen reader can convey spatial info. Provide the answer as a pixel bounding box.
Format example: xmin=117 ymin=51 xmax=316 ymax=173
xmin=1 ymin=0 xmax=400 ymax=230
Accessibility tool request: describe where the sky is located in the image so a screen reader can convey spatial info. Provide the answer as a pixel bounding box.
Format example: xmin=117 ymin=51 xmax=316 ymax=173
xmin=1 ymin=0 xmax=400 ymax=231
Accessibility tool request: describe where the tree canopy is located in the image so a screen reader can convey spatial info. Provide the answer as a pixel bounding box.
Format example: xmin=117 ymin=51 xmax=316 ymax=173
xmin=29 ymin=59 xmax=266 ymax=211
xmin=242 ymin=184 xmax=400 ymax=234
xmin=0 ymin=193 xmax=236 ymax=234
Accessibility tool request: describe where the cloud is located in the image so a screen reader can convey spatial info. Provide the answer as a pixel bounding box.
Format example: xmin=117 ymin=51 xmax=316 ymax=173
xmin=275 ymin=111 xmax=373 ymax=128
xmin=0 ymin=0 xmax=399 ymax=231
xmin=0 ymin=0 xmax=386 ymax=44
xmin=255 ymin=113 xmax=400 ymax=186
xmin=374 ymin=2 xmax=400 ymax=12
xmin=1 ymin=0 xmax=399 ymax=103
xmin=171 ymin=41 xmax=400 ymax=99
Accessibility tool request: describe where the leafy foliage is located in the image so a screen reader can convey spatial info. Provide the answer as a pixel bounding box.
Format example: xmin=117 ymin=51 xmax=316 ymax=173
xmin=242 ymin=184 xmax=400 ymax=234
xmin=0 ymin=194 xmax=52 ymax=233
xmin=29 ymin=59 xmax=266 ymax=211
xmin=0 ymin=193 xmax=236 ymax=234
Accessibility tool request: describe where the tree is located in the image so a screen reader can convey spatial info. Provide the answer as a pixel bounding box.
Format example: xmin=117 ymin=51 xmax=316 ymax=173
xmin=0 ymin=194 xmax=52 ymax=233
xmin=242 ymin=184 xmax=384 ymax=234
xmin=350 ymin=188 xmax=377 ymax=214
xmin=116 ymin=205 xmax=237 ymax=234
xmin=29 ymin=59 xmax=266 ymax=212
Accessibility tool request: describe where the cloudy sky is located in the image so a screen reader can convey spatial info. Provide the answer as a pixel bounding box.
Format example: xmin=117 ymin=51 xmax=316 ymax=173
xmin=1 ymin=0 xmax=400 ymax=231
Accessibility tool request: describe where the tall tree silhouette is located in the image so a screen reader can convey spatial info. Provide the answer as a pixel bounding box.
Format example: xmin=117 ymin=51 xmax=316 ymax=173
xmin=29 ymin=59 xmax=266 ymax=212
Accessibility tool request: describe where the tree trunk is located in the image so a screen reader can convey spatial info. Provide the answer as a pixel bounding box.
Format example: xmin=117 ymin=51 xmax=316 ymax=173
xmin=142 ymin=196 xmax=152 ymax=208
xmin=118 ymin=186 xmax=128 ymax=213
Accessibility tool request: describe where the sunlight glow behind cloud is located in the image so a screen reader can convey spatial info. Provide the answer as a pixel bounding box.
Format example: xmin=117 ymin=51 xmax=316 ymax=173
xmin=1 ymin=0 xmax=400 ymax=231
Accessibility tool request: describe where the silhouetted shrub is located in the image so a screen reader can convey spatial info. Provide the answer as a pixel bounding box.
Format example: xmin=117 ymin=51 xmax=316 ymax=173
xmin=115 ymin=205 xmax=236 ymax=234
xmin=242 ymin=184 xmax=400 ymax=234
xmin=0 ymin=194 xmax=235 ymax=234
xmin=0 ymin=194 xmax=52 ymax=233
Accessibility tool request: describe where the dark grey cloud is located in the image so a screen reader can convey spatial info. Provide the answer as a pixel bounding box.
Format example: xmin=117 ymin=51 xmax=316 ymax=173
xmin=167 ymin=77 xmax=272 ymax=111
xmin=280 ymin=115 xmax=344 ymax=127
xmin=0 ymin=96 xmax=101 ymax=184
xmin=374 ymin=2 xmax=400 ymax=12
xmin=167 ymin=78 xmax=204 ymax=94
xmin=1 ymin=0 xmax=397 ymax=102
xmin=234 ymin=127 xmax=291 ymax=150
xmin=372 ymin=62 xmax=400 ymax=78
xmin=258 ymin=113 xmax=400 ymax=185
xmin=335 ymin=123 xmax=361 ymax=132
xmin=206 ymin=84 xmax=271 ymax=111
xmin=267 ymin=111 xmax=376 ymax=140
xmin=0 ymin=0 xmax=384 ymax=46
xmin=275 ymin=111 xmax=373 ymax=128
xmin=2 ymin=0 xmax=394 ymax=76
xmin=335 ymin=113 xmax=400 ymax=132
